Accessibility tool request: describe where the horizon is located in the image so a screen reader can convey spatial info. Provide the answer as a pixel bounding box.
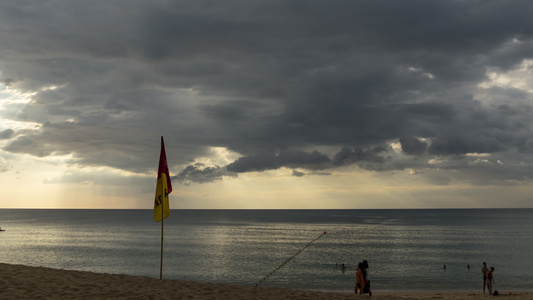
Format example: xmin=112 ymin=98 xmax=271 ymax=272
xmin=2 ymin=207 xmax=531 ymax=211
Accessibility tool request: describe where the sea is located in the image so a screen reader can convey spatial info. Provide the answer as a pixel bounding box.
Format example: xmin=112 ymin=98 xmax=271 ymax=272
xmin=1 ymin=209 xmax=532 ymax=292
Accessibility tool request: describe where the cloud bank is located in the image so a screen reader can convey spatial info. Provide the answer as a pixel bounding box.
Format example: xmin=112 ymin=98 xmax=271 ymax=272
xmin=1 ymin=0 xmax=533 ymax=189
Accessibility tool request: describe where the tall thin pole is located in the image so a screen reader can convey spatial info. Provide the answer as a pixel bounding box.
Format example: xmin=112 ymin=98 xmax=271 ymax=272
xmin=160 ymin=203 xmax=164 ymax=280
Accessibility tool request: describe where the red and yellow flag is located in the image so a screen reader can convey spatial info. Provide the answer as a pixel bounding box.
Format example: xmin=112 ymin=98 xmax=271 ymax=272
xmin=154 ymin=136 xmax=173 ymax=222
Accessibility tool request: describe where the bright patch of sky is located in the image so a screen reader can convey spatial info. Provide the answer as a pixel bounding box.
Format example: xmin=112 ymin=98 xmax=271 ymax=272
xmin=0 ymin=84 xmax=40 ymax=131
xmin=479 ymin=59 xmax=533 ymax=93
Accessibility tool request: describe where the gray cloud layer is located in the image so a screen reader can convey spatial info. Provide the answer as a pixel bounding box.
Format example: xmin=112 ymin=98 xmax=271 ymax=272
xmin=1 ymin=1 xmax=533 ymax=185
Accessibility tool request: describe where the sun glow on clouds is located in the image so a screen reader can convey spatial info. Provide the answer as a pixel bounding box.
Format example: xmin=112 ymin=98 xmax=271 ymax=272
xmin=177 ymin=168 xmax=355 ymax=209
xmin=176 ymin=164 xmax=432 ymax=209
xmin=194 ymin=147 xmax=242 ymax=167
xmin=0 ymin=84 xmax=41 ymax=131
xmin=478 ymin=59 xmax=533 ymax=93
xmin=0 ymin=82 xmax=77 ymax=190
xmin=0 ymin=154 xmax=72 ymax=208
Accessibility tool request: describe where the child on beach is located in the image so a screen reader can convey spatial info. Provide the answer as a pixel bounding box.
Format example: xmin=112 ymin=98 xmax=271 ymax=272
xmin=487 ymin=267 xmax=495 ymax=295
xmin=354 ymin=262 xmax=365 ymax=294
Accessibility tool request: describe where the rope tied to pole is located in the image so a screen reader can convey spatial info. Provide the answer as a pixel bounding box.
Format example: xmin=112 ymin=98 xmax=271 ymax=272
xmin=256 ymin=231 xmax=326 ymax=286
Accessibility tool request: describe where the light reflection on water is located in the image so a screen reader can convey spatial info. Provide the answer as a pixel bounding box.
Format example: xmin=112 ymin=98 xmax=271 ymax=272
xmin=1 ymin=209 xmax=532 ymax=292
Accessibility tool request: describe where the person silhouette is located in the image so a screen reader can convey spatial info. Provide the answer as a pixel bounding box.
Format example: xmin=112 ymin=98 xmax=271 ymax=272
xmin=482 ymin=262 xmax=489 ymax=294
xmin=361 ymin=260 xmax=372 ymax=296
xmin=354 ymin=262 xmax=365 ymax=294
xmin=487 ymin=267 xmax=495 ymax=295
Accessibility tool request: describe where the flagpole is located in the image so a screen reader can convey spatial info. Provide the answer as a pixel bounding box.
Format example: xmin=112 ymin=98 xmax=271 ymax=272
xmin=155 ymin=136 xmax=172 ymax=281
xmin=160 ymin=202 xmax=164 ymax=280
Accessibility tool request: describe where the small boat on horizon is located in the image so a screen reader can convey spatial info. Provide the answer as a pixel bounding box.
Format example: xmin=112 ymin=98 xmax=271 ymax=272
xmin=0 ymin=227 xmax=5 ymax=232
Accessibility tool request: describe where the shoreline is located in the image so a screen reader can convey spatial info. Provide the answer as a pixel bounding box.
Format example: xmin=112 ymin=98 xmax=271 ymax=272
xmin=1 ymin=263 xmax=532 ymax=299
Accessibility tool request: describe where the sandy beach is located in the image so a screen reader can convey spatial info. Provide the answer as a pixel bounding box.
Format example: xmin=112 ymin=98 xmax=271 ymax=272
xmin=0 ymin=263 xmax=531 ymax=299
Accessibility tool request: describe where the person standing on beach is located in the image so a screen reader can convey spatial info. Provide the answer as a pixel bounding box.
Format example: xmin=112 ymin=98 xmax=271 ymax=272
xmin=487 ymin=267 xmax=495 ymax=295
xmin=361 ymin=260 xmax=372 ymax=296
xmin=354 ymin=262 xmax=365 ymax=294
xmin=482 ymin=262 xmax=489 ymax=294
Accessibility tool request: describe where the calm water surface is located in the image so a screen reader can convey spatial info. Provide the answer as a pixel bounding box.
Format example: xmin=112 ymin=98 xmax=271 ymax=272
xmin=1 ymin=209 xmax=532 ymax=292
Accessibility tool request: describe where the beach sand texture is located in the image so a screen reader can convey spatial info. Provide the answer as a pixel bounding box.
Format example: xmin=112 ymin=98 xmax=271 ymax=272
xmin=1 ymin=263 xmax=531 ymax=299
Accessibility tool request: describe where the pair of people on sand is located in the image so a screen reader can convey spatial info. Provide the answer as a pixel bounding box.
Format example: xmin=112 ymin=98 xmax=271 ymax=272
xmin=481 ymin=262 xmax=495 ymax=295
xmin=354 ymin=260 xmax=372 ymax=296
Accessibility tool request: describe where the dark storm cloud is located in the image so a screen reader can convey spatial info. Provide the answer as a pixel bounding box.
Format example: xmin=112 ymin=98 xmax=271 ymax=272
xmin=400 ymin=136 xmax=428 ymax=155
xmin=175 ymin=163 xmax=237 ymax=184
xmin=292 ymin=170 xmax=306 ymax=177
xmin=333 ymin=147 xmax=386 ymax=166
xmin=0 ymin=129 xmax=14 ymax=139
xmin=1 ymin=1 xmax=533 ymax=184
xmin=226 ymin=150 xmax=331 ymax=173
xmin=428 ymin=134 xmax=501 ymax=155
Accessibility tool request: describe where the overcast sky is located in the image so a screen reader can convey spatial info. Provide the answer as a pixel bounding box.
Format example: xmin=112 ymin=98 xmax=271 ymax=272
xmin=1 ymin=0 xmax=533 ymax=209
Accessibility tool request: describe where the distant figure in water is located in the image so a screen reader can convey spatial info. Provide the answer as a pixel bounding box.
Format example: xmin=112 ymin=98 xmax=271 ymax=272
xmin=443 ymin=265 xmax=446 ymax=270
xmin=467 ymin=264 xmax=470 ymax=270
xmin=341 ymin=263 xmax=345 ymax=269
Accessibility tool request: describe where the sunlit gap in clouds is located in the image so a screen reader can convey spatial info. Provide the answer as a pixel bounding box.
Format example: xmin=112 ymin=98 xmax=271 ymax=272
xmin=476 ymin=37 xmax=531 ymax=92
xmin=0 ymin=83 xmax=41 ymax=131
xmin=195 ymin=146 xmax=243 ymax=167
xmin=478 ymin=59 xmax=533 ymax=94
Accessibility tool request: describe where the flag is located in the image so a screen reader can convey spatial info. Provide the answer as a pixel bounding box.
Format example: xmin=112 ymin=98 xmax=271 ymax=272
xmin=154 ymin=136 xmax=173 ymax=222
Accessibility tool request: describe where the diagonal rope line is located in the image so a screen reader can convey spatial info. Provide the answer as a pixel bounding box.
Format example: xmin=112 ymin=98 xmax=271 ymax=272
xmin=256 ymin=231 xmax=326 ymax=286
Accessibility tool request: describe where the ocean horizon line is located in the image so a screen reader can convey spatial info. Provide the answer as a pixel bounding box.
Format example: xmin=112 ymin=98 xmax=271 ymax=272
xmin=1 ymin=207 xmax=532 ymax=210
